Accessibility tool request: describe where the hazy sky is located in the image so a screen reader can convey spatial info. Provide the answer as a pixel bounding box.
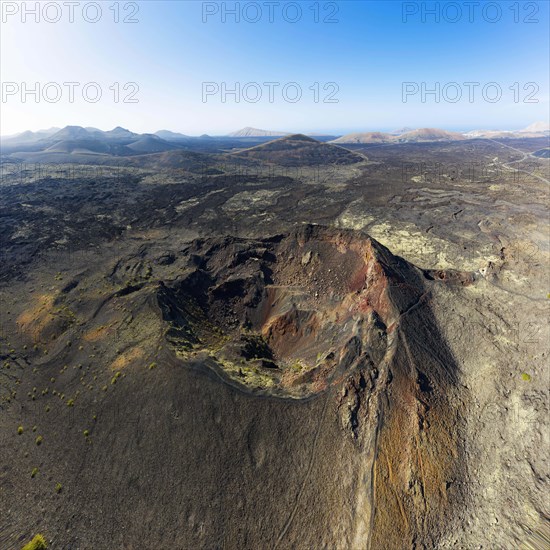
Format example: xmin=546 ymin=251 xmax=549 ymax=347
xmin=1 ymin=0 xmax=549 ymax=135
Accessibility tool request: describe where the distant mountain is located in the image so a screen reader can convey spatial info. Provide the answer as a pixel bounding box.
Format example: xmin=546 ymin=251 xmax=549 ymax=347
xmin=228 ymin=127 xmax=290 ymax=138
xmin=155 ymin=130 xmax=189 ymax=140
xmin=24 ymin=125 xmax=138 ymax=143
xmin=49 ymin=125 xmax=95 ymax=141
xmin=396 ymin=128 xmax=466 ymax=142
xmin=521 ymin=121 xmax=549 ymax=134
xmin=464 ymin=122 xmax=550 ymax=139
xmin=332 ymin=128 xmax=464 ymax=144
xmin=231 ymin=134 xmax=365 ymax=166
xmin=1 ymin=125 xmax=181 ymax=158
xmin=126 ymin=134 xmax=179 ymax=153
xmin=103 ymin=126 xmax=138 ymax=139
xmin=390 ymin=127 xmax=415 ymax=136
xmin=0 ymin=127 xmax=60 ymax=144
xmin=532 ymin=148 xmax=550 ymax=158
xmin=331 ymin=132 xmax=393 ymax=144
xmin=37 ymin=127 xmax=61 ymax=136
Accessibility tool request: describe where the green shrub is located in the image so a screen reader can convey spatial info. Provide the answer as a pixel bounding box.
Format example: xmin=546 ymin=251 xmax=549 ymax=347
xmin=35 ymin=435 xmax=43 ymax=446
xmin=83 ymin=430 xmax=90 ymax=438
xmin=31 ymin=467 xmax=39 ymax=478
xmin=67 ymin=399 xmax=74 ymax=407
xmin=22 ymin=534 xmax=47 ymax=550
xmin=17 ymin=426 xmax=23 ymax=435
xmin=55 ymin=482 xmax=62 ymax=494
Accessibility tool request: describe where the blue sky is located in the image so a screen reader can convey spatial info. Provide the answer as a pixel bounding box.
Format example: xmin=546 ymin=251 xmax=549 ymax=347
xmin=1 ymin=0 xmax=549 ymax=135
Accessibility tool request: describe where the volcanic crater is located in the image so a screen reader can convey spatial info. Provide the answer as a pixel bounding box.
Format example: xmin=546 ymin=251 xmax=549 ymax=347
xmin=157 ymin=225 xmax=468 ymax=398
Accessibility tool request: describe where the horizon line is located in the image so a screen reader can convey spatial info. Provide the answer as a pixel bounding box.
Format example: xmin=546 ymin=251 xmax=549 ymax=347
xmin=2 ymin=121 xmax=548 ymax=140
